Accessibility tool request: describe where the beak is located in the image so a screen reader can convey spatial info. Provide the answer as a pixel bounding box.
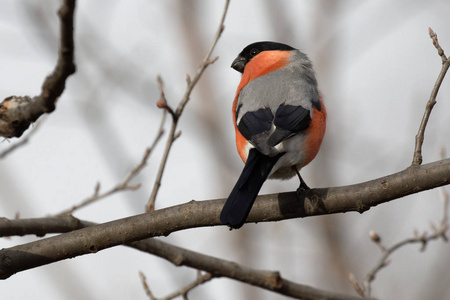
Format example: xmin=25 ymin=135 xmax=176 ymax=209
xmin=231 ymin=56 xmax=246 ymax=73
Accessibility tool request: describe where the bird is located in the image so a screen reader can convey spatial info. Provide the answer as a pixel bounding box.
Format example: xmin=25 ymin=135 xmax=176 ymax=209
xmin=220 ymin=41 xmax=327 ymax=229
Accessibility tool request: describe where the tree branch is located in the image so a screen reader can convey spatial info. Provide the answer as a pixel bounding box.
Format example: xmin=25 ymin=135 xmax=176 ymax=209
xmin=0 ymin=159 xmax=449 ymax=280
xmin=140 ymin=270 xmax=213 ymax=300
xmin=145 ymin=0 xmax=230 ymax=212
xmin=0 ymin=0 xmax=76 ymax=138
xmin=0 ymin=215 xmax=371 ymax=300
xmin=0 ymin=215 xmax=94 ymax=237
xmin=349 ymin=184 xmax=449 ymax=297
xmin=412 ymin=28 xmax=450 ymax=165
xmin=132 ymin=239 xmax=369 ymax=300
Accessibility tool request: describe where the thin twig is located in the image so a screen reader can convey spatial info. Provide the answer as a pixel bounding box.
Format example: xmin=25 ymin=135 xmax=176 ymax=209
xmin=146 ymin=116 xmax=177 ymax=212
xmin=348 ymin=273 xmax=365 ymax=297
xmin=55 ymin=110 xmax=166 ymax=216
xmin=145 ymin=0 xmax=230 ymax=212
xmin=0 ymin=119 xmax=44 ymax=159
xmin=140 ymin=270 xmax=213 ymax=300
xmin=363 ymin=223 xmax=449 ymax=296
xmin=412 ymin=28 xmax=450 ymax=165
xmin=429 ymin=28 xmax=447 ymax=63
xmin=156 ymin=76 xmax=176 ymax=120
xmin=165 ymin=271 xmax=212 ymax=300
xmin=54 ymin=149 xmax=147 ymax=216
xmin=139 ymin=271 xmax=157 ymax=300
xmin=351 ymin=29 xmax=450 ymax=294
xmin=350 ymin=183 xmax=450 ymax=297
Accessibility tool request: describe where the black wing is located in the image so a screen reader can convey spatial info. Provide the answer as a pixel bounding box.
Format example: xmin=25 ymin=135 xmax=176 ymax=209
xmin=237 ymin=107 xmax=274 ymax=141
xmin=237 ymin=104 xmax=311 ymax=151
xmin=268 ymin=104 xmax=311 ymax=146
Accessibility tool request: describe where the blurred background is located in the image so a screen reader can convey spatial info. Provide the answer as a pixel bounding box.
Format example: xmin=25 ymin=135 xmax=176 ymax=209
xmin=1 ymin=0 xmax=449 ymax=299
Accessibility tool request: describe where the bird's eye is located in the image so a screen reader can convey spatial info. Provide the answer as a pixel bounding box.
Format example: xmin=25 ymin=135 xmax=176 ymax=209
xmin=249 ymin=48 xmax=260 ymax=57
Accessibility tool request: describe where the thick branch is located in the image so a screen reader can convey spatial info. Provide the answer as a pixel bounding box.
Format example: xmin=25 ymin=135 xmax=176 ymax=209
xmin=0 ymin=215 xmax=94 ymax=237
xmin=0 ymin=215 xmax=370 ymax=300
xmin=0 ymin=0 xmax=76 ymax=138
xmin=131 ymin=239 xmax=369 ymax=300
xmin=0 ymin=159 xmax=449 ymax=279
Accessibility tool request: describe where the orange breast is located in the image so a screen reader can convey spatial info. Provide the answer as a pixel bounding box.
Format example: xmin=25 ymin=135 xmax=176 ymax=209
xmin=302 ymin=96 xmax=327 ymax=166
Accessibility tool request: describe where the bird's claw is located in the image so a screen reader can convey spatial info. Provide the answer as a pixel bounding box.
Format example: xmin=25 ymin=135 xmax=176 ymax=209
xmin=296 ymin=186 xmax=308 ymax=199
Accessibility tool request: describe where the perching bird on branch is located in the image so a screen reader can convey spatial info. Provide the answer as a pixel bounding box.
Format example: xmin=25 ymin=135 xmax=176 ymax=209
xmin=220 ymin=41 xmax=327 ymax=229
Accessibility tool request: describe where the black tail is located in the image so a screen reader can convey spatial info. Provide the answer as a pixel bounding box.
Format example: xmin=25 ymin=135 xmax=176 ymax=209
xmin=220 ymin=149 xmax=283 ymax=229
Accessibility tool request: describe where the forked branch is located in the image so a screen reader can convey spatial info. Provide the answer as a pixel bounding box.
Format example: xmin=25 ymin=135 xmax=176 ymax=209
xmin=0 ymin=0 xmax=76 ymax=138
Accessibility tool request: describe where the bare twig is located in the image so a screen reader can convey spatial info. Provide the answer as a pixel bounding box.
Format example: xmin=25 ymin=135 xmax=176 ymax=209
xmin=156 ymin=76 xmax=176 ymax=120
xmin=412 ymin=28 xmax=450 ymax=165
xmin=54 ymin=110 xmax=166 ymax=216
xmin=348 ymin=273 xmax=365 ymax=297
xmin=139 ymin=271 xmax=157 ymax=300
xmin=55 ymin=148 xmax=147 ymax=216
xmin=349 ymin=28 xmax=450 ymax=297
xmin=363 ymin=224 xmax=448 ymax=296
xmin=0 ymin=0 xmax=76 ymax=138
xmin=356 ymin=158 xmax=450 ymax=297
xmin=0 ymin=119 xmax=44 ymax=159
xmin=349 ymin=184 xmax=450 ymax=297
xmin=145 ymin=0 xmax=230 ymax=212
xmin=140 ymin=270 xmax=213 ymax=300
xmin=429 ymin=27 xmax=447 ymax=63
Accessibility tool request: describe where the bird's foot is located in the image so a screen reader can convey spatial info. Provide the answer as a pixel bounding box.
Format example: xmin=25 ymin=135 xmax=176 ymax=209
xmin=296 ymin=184 xmax=310 ymax=199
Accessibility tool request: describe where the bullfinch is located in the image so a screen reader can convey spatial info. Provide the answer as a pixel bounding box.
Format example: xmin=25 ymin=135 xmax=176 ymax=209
xmin=220 ymin=41 xmax=326 ymax=229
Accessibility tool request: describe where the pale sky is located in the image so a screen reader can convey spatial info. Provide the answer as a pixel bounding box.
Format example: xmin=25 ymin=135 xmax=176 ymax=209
xmin=1 ymin=1 xmax=449 ymax=299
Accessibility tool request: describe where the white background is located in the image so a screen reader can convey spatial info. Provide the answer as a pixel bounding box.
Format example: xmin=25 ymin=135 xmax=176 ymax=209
xmin=1 ymin=1 xmax=449 ymax=299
